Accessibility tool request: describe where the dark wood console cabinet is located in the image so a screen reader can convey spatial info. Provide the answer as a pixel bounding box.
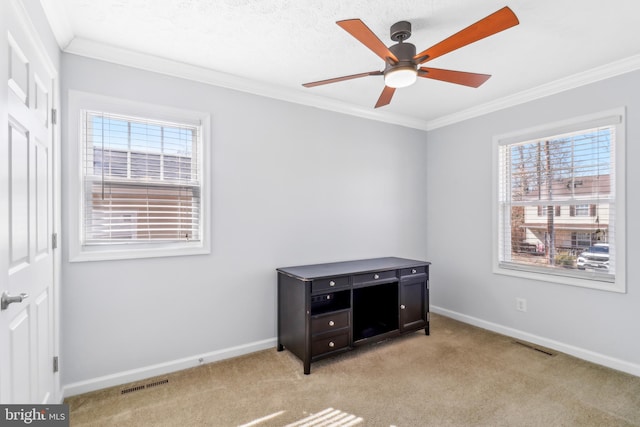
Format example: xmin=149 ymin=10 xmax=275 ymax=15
xmin=277 ymin=257 xmax=430 ymax=374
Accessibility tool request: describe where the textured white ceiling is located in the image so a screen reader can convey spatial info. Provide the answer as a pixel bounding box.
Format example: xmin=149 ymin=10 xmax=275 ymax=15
xmin=41 ymin=0 xmax=640 ymax=129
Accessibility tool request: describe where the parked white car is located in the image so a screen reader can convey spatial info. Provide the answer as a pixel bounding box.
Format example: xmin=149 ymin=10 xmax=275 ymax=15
xmin=576 ymin=243 xmax=609 ymax=271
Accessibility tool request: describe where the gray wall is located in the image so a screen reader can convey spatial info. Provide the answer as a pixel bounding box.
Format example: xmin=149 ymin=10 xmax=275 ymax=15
xmin=427 ymin=70 xmax=640 ymax=372
xmin=60 ymin=54 xmax=428 ymax=390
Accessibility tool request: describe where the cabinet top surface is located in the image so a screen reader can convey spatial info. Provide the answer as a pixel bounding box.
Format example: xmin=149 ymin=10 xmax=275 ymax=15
xmin=276 ymin=257 xmax=430 ymax=281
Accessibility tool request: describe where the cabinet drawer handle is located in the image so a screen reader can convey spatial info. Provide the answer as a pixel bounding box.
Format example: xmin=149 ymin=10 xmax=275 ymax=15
xmin=412 ymin=268 xmax=417 ymax=274
xmin=373 ymin=274 xmax=380 ymax=279
xmin=400 ymin=304 xmax=406 ymax=309
xmin=328 ymin=320 xmax=335 ymax=326
xmin=329 ymin=280 xmax=335 ymax=287
xmin=328 ymin=341 xmax=335 ymax=348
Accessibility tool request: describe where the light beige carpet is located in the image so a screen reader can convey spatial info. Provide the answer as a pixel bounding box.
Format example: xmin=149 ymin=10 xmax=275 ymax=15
xmin=66 ymin=314 xmax=640 ymax=426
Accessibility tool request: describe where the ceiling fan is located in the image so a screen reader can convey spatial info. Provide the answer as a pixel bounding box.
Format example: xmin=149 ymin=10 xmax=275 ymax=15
xmin=303 ymin=6 xmax=519 ymax=108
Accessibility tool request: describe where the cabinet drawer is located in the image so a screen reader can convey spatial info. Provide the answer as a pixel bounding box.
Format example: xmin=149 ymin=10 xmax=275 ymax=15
xmin=353 ymin=270 xmax=396 ymax=286
xmin=312 ymin=276 xmax=349 ymax=294
xmin=311 ymin=310 xmax=350 ymax=335
xmin=312 ymin=332 xmax=350 ymax=357
xmin=400 ymin=266 xmax=428 ymax=277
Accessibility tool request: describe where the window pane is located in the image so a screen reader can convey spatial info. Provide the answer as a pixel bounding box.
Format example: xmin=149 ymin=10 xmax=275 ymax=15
xmin=163 ymin=126 xmax=193 ymax=156
xmin=498 ymin=124 xmax=615 ymax=282
xmin=93 ymin=148 xmax=128 ymax=177
xmin=131 ymin=152 xmax=161 ymax=179
xmin=164 ymin=155 xmax=192 ymax=180
xmin=130 ymin=122 xmax=162 ymax=153
xmin=91 ymin=116 xmax=129 ymax=151
xmin=85 ymin=182 xmax=199 ymax=243
xmin=82 ymin=110 xmax=201 ymax=245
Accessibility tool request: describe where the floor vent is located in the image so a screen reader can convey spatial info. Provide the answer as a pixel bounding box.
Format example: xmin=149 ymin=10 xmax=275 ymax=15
xmin=120 ymin=379 xmax=169 ymax=395
xmin=146 ymin=379 xmax=169 ymax=389
xmin=513 ymin=340 xmax=556 ymax=356
xmin=120 ymin=385 xmax=146 ymax=395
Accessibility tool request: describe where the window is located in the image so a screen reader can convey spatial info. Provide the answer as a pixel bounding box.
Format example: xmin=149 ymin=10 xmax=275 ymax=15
xmin=494 ymin=109 xmax=625 ymax=292
xmin=537 ymin=205 xmax=561 ymax=216
xmin=572 ymin=232 xmax=592 ymax=248
xmin=68 ymin=91 xmax=210 ymax=261
xmin=572 ymin=204 xmax=592 ymax=217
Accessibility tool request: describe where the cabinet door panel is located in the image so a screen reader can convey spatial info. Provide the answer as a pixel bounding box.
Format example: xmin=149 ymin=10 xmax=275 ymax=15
xmin=400 ymin=278 xmax=426 ymax=331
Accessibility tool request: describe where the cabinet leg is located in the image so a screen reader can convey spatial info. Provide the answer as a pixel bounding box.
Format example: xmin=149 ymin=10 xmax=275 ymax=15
xmin=277 ymin=343 xmax=284 ymax=351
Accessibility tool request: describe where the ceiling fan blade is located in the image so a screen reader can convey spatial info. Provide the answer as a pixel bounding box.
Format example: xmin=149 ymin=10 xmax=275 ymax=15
xmin=303 ymin=71 xmax=382 ymax=88
xmin=418 ymin=67 xmax=491 ymax=88
xmin=375 ymin=86 xmax=396 ymax=108
xmin=414 ymin=6 xmax=519 ymax=64
xmin=337 ymin=19 xmax=399 ymax=63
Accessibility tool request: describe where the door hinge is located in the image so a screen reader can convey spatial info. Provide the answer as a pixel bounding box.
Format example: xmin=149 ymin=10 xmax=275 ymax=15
xmin=52 ymin=233 xmax=58 ymax=249
xmin=53 ymin=356 xmax=59 ymax=373
xmin=51 ymin=108 xmax=57 ymax=125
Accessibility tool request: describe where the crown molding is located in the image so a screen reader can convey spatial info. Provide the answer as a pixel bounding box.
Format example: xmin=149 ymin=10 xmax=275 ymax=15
xmin=425 ymin=54 xmax=640 ymax=130
xmin=63 ymin=37 xmax=431 ymax=131
xmin=60 ymin=36 xmax=640 ymax=134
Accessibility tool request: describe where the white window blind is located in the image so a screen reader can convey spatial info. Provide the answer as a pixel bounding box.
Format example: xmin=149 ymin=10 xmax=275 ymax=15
xmin=81 ymin=110 xmax=202 ymax=245
xmin=497 ymin=122 xmax=617 ymax=284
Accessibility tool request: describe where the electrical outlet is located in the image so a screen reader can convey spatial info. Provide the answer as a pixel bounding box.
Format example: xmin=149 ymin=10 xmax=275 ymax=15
xmin=516 ymin=298 xmax=527 ymax=312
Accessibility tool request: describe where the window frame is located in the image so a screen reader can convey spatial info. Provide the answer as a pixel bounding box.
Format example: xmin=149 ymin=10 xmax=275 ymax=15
xmin=67 ymin=90 xmax=211 ymax=262
xmin=492 ymin=108 xmax=626 ymax=293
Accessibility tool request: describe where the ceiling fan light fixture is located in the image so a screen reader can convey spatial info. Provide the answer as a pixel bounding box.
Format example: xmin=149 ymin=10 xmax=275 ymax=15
xmin=384 ymin=66 xmax=417 ymax=88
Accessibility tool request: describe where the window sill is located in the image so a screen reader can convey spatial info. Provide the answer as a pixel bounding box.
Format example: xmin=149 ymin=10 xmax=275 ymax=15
xmin=494 ymin=263 xmax=625 ymax=293
xmin=70 ymin=242 xmax=210 ymax=262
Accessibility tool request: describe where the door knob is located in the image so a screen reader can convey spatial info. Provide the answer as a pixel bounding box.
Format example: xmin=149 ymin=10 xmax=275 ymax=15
xmin=1 ymin=291 xmax=29 ymax=310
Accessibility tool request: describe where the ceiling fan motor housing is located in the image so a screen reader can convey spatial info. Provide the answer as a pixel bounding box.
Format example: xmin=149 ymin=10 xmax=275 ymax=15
xmin=384 ymin=41 xmax=418 ymax=88
xmin=385 ymin=41 xmax=417 ymax=73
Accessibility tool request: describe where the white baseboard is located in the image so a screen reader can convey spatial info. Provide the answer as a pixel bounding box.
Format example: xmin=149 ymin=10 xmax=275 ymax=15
xmin=62 ymin=338 xmax=277 ymax=398
xmin=431 ymin=306 xmax=640 ymax=378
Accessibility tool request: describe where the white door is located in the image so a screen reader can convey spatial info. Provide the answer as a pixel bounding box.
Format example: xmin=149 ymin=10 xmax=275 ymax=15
xmin=0 ymin=1 xmax=58 ymax=404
